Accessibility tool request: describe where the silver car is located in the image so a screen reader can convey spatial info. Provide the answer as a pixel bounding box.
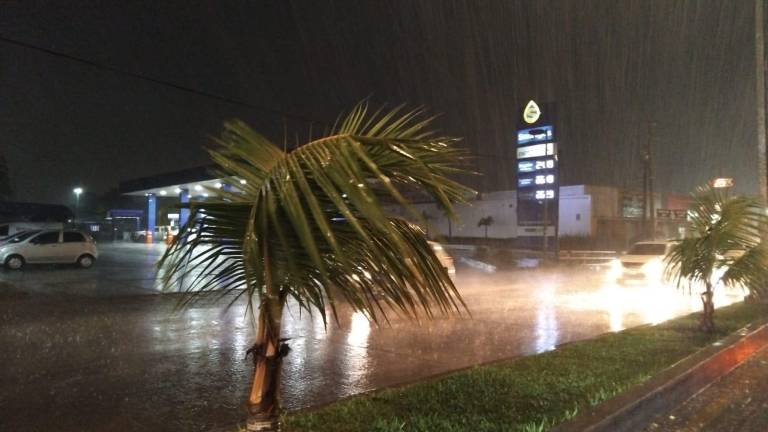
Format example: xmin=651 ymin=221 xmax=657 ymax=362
xmin=1 ymin=230 xmax=99 ymax=270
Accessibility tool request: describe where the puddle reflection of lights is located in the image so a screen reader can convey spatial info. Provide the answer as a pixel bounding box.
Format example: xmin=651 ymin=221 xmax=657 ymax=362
xmin=598 ymin=285 xmax=626 ymax=331
xmin=347 ymin=312 xmax=370 ymax=347
xmin=535 ymin=283 xmax=559 ymax=353
xmin=343 ymin=312 xmax=372 ymax=391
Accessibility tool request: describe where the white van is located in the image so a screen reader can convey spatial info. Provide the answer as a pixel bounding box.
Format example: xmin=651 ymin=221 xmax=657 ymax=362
xmin=0 ymin=222 xmax=64 ymax=239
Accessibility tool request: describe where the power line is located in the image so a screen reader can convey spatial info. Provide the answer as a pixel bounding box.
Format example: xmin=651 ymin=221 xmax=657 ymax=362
xmin=0 ymin=34 xmax=319 ymax=125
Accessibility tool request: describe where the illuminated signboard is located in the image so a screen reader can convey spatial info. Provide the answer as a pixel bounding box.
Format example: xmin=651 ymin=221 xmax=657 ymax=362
xmin=534 ymin=174 xmax=555 ymax=185
xmin=517 ymin=143 xmax=556 ymax=159
xmin=518 ymin=159 xmax=555 ymax=172
xmin=518 ymin=161 xmax=535 ymax=172
xmin=516 ymin=100 xmax=559 ymax=236
xmin=710 ymin=177 xmax=734 ymax=188
xmin=534 ymin=189 xmax=556 ymax=200
xmin=536 ymin=159 xmax=555 ymax=170
xmin=517 ymin=125 xmax=554 ymax=145
xmin=518 ymin=177 xmax=535 ymax=188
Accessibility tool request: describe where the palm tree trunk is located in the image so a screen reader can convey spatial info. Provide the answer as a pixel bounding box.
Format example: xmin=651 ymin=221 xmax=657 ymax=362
xmin=700 ymin=283 xmax=715 ymax=333
xmin=246 ymin=300 xmax=288 ymax=432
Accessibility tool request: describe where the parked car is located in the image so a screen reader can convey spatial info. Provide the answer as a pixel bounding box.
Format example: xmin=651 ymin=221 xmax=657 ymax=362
xmin=1 ymin=230 xmax=99 ymax=270
xmin=609 ymin=241 xmax=672 ymax=283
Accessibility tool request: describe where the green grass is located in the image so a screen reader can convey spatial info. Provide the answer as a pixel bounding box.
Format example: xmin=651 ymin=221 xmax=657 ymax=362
xmin=283 ymin=302 xmax=768 ymax=432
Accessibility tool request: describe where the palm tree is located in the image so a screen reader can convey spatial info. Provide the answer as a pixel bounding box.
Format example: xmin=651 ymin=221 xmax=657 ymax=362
xmin=158 ymin=104 xmax=473 ymax=431
xmin=477 ymin=216 xmax=494 ymax=240
xmin=664 ymin=185 xmax=768 ymax=333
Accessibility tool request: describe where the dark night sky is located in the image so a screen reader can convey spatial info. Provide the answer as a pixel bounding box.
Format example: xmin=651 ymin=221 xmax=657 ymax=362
xmin=0 ymin=1 xmax=759 ymax=205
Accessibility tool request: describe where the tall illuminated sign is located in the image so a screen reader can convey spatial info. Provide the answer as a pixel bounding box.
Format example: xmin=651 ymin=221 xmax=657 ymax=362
xmin=523 ymin=100 xmax=542 ymax=124
xmin=516 ymin=100 xmax=559 ymax=244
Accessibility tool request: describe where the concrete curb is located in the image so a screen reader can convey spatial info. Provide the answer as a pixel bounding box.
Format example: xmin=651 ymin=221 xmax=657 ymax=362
xmin=553 ymin=320 xmax=768 ymax=432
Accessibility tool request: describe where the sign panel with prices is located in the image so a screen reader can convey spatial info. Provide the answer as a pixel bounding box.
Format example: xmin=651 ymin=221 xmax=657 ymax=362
xmin=515 ymin=100 xmax=559 ymax=236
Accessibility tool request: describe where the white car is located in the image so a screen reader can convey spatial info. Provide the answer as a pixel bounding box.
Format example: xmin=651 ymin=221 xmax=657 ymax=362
xmin=1 ymin=230 xmax=99 ymax=270
xmin=610 ymin=241 xmax=672 ymax=283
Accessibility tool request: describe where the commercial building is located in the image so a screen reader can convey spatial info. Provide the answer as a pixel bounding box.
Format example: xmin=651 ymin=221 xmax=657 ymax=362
xmin=119 ymin=165 xmax=688 ymax=250
xmin=391 ymin=185 xmax=689 ymax=250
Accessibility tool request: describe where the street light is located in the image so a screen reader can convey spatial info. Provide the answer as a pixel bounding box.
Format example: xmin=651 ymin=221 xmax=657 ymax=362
xmin=73 ymin=187 xmax=83 ymax=222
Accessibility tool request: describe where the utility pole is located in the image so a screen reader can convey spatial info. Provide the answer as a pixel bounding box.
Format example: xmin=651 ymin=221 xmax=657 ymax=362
xmin=642 ymin=138 xmax=649 ymax=238
xmin=641 ymin=121 xmax=656 ymax=239
xmin=648 ymin=122 xmax=656 ymax=239
xmin=757 ymin=0 xmax=768 ymax=204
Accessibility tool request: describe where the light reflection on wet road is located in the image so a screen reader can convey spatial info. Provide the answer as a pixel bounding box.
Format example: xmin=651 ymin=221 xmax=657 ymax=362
xmin=0 ymin=244 xmax=745 ymax=431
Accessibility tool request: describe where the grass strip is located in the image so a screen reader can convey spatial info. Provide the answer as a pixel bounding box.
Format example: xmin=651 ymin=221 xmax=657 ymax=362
xmin=283 ymin=302 xmax=768 ymax=432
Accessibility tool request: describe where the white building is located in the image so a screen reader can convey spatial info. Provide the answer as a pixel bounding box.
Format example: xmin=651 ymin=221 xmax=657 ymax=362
xmin=389 ymin=185 xmax=621 ymax=240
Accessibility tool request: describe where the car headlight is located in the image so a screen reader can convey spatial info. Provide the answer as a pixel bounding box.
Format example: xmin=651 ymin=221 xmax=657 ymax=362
xmin=607 ymin=259 xmax=622 ymax=280
xmin=642 ymin=258 xmax=664 ymax=280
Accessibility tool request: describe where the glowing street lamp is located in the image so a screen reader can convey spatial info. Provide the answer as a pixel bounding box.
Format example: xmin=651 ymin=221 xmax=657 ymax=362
xmin=73 ymin=187 xmax=83 ymax=221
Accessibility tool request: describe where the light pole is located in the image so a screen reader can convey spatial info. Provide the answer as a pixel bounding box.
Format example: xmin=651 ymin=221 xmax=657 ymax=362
xmin=73 ymin=187 xmax=83 ymax=222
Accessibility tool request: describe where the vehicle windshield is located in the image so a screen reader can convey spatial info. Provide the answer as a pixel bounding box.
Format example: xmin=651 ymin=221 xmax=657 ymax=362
xmin=4 ymin=230 xmax=42 ymax=244
xmin=628 ymin=243 xmax=667 ymax=255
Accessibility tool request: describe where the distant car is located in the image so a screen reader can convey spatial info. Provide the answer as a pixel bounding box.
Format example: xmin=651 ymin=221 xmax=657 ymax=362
xmin=609 ymin=241 xmax=672 ymax=283
xmin=0 ymin=230 xmax=99 ymax=270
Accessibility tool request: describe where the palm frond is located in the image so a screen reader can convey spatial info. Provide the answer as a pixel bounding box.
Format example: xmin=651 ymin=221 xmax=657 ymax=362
xmin=664 ymin=185 xmax=768 ymax=294
xmin=159 ymin=103 xmax=475 ymax=325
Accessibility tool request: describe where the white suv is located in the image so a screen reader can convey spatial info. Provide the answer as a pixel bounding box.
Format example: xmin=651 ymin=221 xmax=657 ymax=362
xmin=1 ymin=230 xmax=99 ymax=270
xmin=609 ymin=241 xmax=672 ymax=283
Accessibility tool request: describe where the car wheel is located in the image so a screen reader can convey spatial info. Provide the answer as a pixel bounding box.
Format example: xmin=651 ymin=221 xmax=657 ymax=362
xmin=77 ymin=254 xmax=95 ymax=269
xmin=4 ymin=255 xmax=25 ymax=270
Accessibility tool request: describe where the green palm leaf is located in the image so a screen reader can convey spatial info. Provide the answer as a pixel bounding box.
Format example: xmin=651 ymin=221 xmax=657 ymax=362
xmin=665 ymin=185 xmax=768 ymax=295
xmin=158 ymin=103 xmax=474 ymax=326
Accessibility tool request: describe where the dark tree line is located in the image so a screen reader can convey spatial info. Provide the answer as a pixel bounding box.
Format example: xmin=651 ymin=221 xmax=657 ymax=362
xmin=0 ymin=154 xmax=12 ymax=201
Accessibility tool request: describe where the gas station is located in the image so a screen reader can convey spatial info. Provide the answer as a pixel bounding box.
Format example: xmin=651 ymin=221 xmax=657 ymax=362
xmin=118 ymin=165 xmax=243 ymax=242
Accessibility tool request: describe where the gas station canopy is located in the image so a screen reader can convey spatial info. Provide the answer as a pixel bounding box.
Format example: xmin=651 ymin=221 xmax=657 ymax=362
xmin=119 ymin=166 xmax=244 ymax=198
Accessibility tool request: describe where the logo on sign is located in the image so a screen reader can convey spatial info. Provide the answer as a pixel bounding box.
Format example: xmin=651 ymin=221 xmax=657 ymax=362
xmin=523 ymin=100 xmax=541 ymax=124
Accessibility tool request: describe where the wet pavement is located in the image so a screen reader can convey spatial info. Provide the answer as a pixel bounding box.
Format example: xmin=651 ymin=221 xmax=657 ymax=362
xmin=0 ymin=243 xmax=746 ymax=431
xmin=645 ymin=346 xmax=768 ymax=432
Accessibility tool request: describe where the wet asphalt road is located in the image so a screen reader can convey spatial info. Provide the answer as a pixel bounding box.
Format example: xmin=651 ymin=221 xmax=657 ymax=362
xmin=0 ymin=243 xmax=746 ymax=431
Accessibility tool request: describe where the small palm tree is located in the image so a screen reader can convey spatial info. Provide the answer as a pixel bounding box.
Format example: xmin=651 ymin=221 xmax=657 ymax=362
xmin=664 ymin=185 xmax=768 ymax=333
xmin=478 ymin=216 xmax=494 ymax=240
xmin=159 ymin=104 xmax=473 ymax=431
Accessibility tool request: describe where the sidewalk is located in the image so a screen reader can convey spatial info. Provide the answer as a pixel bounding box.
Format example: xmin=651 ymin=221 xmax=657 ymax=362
xmin=645 ymin=346 xmax=768 ymax=431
